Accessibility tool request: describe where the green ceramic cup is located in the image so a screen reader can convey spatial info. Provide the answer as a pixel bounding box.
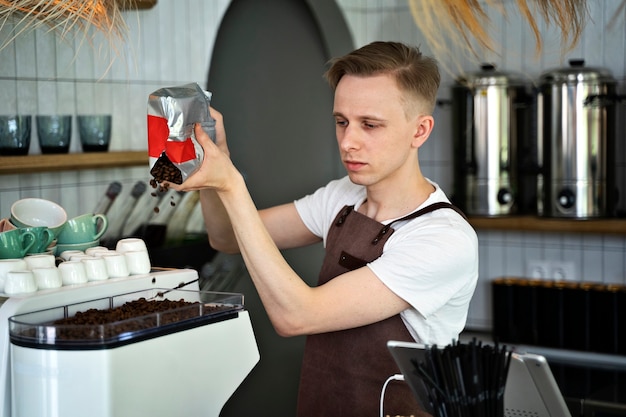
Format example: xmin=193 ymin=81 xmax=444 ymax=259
xmin=21 ymin=226 xmax=55 ymax=254
xmin=0 ymin=228 xmax=36 ymax=259
xmin=56 ymin=213 xmax=109 ymax=244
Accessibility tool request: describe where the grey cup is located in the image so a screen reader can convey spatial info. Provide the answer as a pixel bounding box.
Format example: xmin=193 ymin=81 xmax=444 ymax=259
xmin=0 ymin=115 xmax=32 ymax=156
xmin=37 ymin=115 xmax=72 ymax=154
xmin=78 ymin=115 xmax=111 ymax=152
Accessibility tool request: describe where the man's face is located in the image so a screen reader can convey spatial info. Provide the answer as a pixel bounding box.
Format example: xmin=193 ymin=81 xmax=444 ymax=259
xmin=333 ymin=73 xmax=421 ymax=188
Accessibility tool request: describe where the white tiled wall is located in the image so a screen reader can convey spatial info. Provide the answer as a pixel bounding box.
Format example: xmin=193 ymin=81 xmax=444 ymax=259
xmin=0 ymin=0 xmax=231 ymax=217
xmin=1 ymin=0 xmax=625 ymax=330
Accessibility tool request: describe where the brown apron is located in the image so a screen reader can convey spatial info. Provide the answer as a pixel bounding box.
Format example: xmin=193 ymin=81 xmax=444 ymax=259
xmin=296 ymin=202 xmax=465 ymax=417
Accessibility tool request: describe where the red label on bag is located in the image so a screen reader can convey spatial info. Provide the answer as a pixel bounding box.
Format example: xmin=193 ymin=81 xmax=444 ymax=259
xmin=147 ymin=115 xmax=169 ymax=158
xmin=165 ymin=138 xmax=197 ymax=164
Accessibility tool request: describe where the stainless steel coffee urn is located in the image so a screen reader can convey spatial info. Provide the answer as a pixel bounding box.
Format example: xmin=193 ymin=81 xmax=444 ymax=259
xmin=452 ymin=64 xmax=534 ymax=216
xmin=537 ymin=59 xmax=617 ymax=218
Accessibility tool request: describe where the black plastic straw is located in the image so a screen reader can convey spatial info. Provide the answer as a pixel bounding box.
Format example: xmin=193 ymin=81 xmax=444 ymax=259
xmin=411 ymin=339 xmax=512 ymax=417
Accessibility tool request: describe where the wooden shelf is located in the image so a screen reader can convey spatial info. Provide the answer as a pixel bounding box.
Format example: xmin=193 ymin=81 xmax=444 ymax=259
xmin=468 ymin=215 xmax=626 ymax=235
xmin=2 ymin=152 xmax=625 ymax=235
xmin=0 ymin=151 xmax=149 ymax=174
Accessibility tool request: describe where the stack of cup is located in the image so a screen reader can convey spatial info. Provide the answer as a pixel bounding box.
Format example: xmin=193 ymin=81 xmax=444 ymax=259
xmin=0 ymin=210 xmax=56 ymax=258
xmin=57 ymin=248 xmax=108 ymax=283
xmin=0 ymin=258 xmax=28 ymax=294
xmin=0 ymin=253 xmax=62 ymax=295
xmin=9 ymin=198 xmax=68 ymax=254
xmin=25 ymin=253 xmax=62 ymax=290
xmin=57 ymin=237 xmax=150 ymax=281
xmin=55 ymin=213 xmax=108 ymax=255
xmin=0 ymin=237 xmax=151 ymax=294
xmin=115 ymin=238 xmax=152 ymax=275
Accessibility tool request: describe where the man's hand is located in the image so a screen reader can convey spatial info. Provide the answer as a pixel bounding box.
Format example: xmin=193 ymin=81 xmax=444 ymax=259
xmin=165 ymin=107 xmax=239 ymax=193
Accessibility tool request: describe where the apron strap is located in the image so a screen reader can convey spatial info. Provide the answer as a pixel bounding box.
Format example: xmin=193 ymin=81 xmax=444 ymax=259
xmin=370 ymin=202 xmax=468 ymax=244
xmin=390 ymin=201 xmax=468 ymax=225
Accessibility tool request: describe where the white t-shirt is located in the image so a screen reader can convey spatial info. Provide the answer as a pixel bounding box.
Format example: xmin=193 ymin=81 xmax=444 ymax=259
xmin=293 ymin=176 xmax=479 ymax=346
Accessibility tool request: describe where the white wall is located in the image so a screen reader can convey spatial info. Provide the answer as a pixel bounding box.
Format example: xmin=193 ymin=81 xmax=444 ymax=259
xmin=1 ymin=0 xmax=625 ymax=330
xmin=0 ymin=0 xmax=231 ymax=219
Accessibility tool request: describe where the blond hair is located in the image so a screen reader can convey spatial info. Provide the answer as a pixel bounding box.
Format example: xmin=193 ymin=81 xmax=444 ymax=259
xmin=324 ymin=41 xmax=440 ymax=116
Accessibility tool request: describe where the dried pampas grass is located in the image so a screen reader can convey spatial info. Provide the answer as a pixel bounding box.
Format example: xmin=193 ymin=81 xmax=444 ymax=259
xmin=408 ymin=0 xmax=590 ymax=69
xmin=0 ymin=0 xmax=131 ymax=52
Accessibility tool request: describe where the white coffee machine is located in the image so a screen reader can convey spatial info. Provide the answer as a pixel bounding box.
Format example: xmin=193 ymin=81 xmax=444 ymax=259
xmin=1 ymin=268 xmax=259 ymax=417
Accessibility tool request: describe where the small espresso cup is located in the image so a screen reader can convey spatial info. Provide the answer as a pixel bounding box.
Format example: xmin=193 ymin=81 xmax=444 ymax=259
xmin=21 ymin=226 xmax=55 ymax=254
xmin=124 ymin=250 xmax=151 ymax=275
xmin=101 ymin=251 xmax=129 ymax=278
xmin=115 ymin=238 xmax=148 ymax=254
xmin=32 ymin=266 xmax=62 ymax=289
xmin=0 ymin=258 xmax=28 ymax=292
xmin=24 ymin=253 xmax=56 ymax=269
xmin=36 ymin=115 xmax=72 ymax=154
xmin=85 ymin=246 xmax=109 ymax=257
xmin=56 ymin=213 xmax=108 ymax=245
xmin=58 ymin=250 xmax=84 ymax=261
xmin=4 ymin=270 xmax=37 ymax=295
xmin=57 ymin=260 xmax=88 ymax=285
xmin=0 ymin=115 xmax=31 ymax=156
xmin=0 ymin=228 xmax=36 ymax=259
xmin=78 ymin=115 xmax=111 ymax=152
xmin=81 ymin=256 xmax=109 ymax=281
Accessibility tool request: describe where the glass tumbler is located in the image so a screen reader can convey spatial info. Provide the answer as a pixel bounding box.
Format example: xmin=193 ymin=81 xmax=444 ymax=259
xmin=78 ymin=115 xmax=111 ymax=152
xmin=0 ymin=115 xmax=32 ymax=155
xmin=36 ymin=115 xmax=72 ymax=154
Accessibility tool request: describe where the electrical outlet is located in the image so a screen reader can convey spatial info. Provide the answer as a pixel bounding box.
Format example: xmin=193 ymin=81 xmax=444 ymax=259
xmin=550 ymin=261 xmax=577 ymax=281
xmin=525 ymin=260 xmax=577 ymax=280
xmin=526 ymin=260 xmax=550 ymax=279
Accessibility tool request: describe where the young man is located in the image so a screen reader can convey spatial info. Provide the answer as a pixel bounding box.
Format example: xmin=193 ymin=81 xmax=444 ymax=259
xmin=172 ymin=41 xmax=478 ymax=417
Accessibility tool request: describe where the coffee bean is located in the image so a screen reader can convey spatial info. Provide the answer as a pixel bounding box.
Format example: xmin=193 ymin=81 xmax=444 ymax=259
xmin=150 ymin=152 xmax=183 ymax=184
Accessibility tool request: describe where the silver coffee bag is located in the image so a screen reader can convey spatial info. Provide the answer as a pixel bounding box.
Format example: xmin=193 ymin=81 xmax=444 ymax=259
xmin=147 ymin=82 xmax=216 ymax=184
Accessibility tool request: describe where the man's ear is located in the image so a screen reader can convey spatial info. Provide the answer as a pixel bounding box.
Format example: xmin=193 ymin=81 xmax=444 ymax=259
xmin=412 ymin=115 xmax=434 ymax=148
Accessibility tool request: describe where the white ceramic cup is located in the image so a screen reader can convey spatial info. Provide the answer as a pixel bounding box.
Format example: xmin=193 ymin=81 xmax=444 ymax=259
xmin=0 ymin=258 xmax=28 ymax=293
xmin=24 ymin=253 xmax=56 ymax=269
xmin=10 ymin=198 xmax=67 ymax=236
xmin=115 ymin=238 xmax=148 ymax=254
xmin=68 ymin=254 xmax=91 ymax=262
xmin=87 ymin=250 xmax=110 ymax=258
xmin=59 ymin=250 xmax=84 ymax=261
xmin=101 ymin=252 xmax=129 ymax=278
xmin=57 ymin=260 xmax=88 ymax=285
xmin=4 ymin=270 xmax=37 ymax=294
xmin=32 ymin=267 xmax=62 ymax=289
xmin=81 ymin=256 xmax=109 ymax=281
xmin=85 ymin=246 xmax=109 ymax=256
xmin=124 ymin=250 xmax=151 ymax=275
